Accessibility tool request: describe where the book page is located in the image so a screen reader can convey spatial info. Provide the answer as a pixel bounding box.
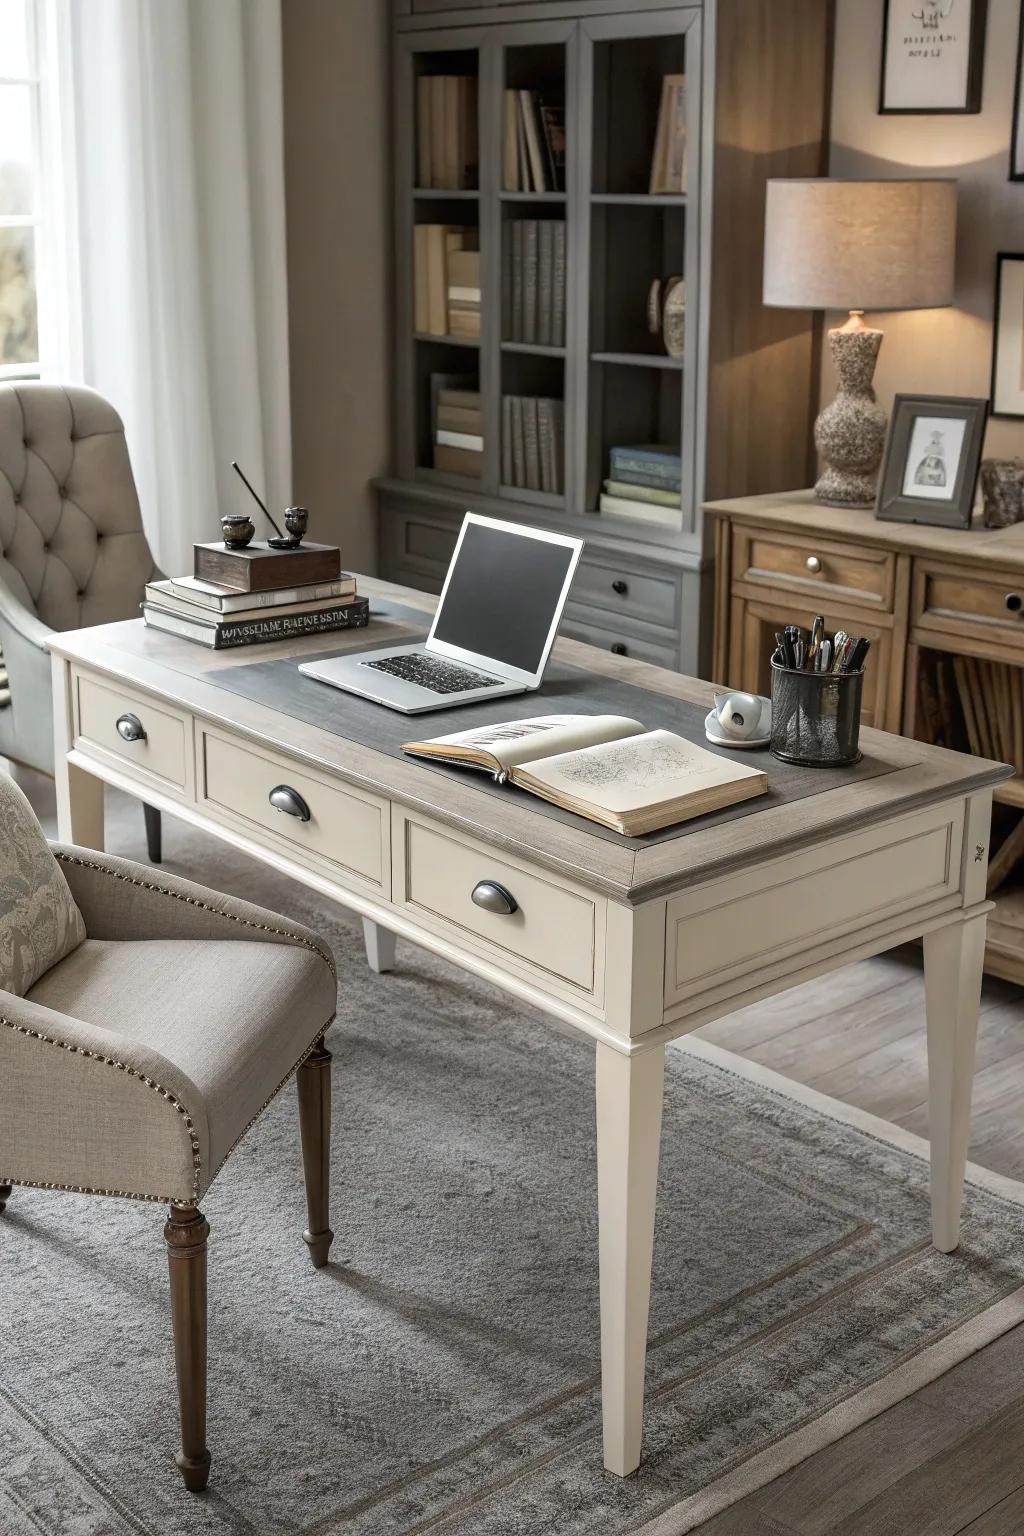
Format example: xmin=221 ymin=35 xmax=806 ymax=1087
xmin=514 ymin=729 xmax=764 ymax=814
xmin=405 ymin=714 xmax=643 ymax=772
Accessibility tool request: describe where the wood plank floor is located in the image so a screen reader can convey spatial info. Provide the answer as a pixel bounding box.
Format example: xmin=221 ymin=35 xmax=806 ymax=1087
xmin=692 ymin=949 xmax=1024 ymax=1535
xmin=21 ymin=770 xmax=1024 ymax=1534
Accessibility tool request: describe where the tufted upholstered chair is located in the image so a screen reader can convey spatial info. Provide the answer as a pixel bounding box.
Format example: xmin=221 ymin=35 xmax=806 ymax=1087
xmin=0 ymin=381 xmax=163 ymax=859
xmin=0 ymin=771 xmax=338 ymax=1492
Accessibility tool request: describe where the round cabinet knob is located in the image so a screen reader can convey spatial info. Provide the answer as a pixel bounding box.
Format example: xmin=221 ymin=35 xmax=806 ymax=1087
xmin=115 ymin=713 xmax=146 ymax=743
xmin=611 ymin=579 xmax=629 ymax=596
xmin=805 ymin=555 xmax=822 ymax=574
xmin=471 ymin=880 xmax=518 ymax=916
xmin=1006 ymin=592 xmax=1023 ymax=614
xmin=268 ymin=784 xmax=311 ymax=822
xmin=611 ymin=643 xmax=627 ymax=656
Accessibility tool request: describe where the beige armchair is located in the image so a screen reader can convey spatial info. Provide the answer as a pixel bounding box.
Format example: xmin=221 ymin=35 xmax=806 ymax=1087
xmin=0 ymin=381 xmax=163 ymax=859
xmin=0 ymin=771 xmax=338 ymax=1492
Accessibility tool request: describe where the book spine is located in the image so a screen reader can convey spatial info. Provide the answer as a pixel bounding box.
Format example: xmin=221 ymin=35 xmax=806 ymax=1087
xmin=608 ymin=467 xmax=682 ymax=493
xmin=523 ymin=397 xmax=540 ymax=492
xmin=501 ymin=395 xmax=513 ymax=486
xmin=511 ymin=396 xmax=526 ymax=488
xmin=537 ymin=221 xmax=554 ymax=349
xmin=413 ymin=225 xmax=430 ymax=334
xmin=512 ymin=222 xmax=524 ymax=342
xmin=425 ymin=225 xmax=447 ymax=335
xmin=436 ymin=429 xmax=484 ymax=450
xmin=551 ymin=400 xmax=563 ymax=496
xmin=522 ymin=220 xmax=538 ymax=345
xmin=416 ymin=75 xmax=432 ymax=188
xmin=609 ymin=450 xmax=682 ymax=481
xmin=537 ymin=399 xmax=553 ymax=494
xmin=552 ymin=222 xmax=566 ymax=348
xmin=430 ymin=77 xmax=447 ymax=190
xmin=214 ymin=600 xmax=370 ymax=647
xmin=604 ymin=479 xmax=680 ymax=507
xmin=502 ymin=89 xmax=518 ymax=192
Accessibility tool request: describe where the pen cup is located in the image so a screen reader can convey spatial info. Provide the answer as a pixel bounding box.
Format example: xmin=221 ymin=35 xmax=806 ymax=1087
xmin=770 ymin=661 xmax=864 ymax=767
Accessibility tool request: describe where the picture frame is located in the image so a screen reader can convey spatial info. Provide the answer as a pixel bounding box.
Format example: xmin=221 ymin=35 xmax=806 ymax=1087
xmin=992 ymin=254 xmax=1024 ymax=419
xmin=876 ymin=395 xmax=989 ymax=528
xmin=1013 ymin=6 xmax=1024 ymax=179
xmin=880 ymin=0 xmax=988 ymax=115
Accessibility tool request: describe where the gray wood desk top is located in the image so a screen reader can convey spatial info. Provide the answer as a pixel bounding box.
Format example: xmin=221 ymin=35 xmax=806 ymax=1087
xmin=48 ymin=575 xmax=1011 ymax=904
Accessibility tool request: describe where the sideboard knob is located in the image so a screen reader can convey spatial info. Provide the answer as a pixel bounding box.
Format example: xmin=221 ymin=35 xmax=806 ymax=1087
xmin=471 ymin=880 xmax=518 ymax=916
xmin=1006 ymin=592 xmax=1023 ymax=614
xmin=805 ymin=555 xmax=822 ymax=574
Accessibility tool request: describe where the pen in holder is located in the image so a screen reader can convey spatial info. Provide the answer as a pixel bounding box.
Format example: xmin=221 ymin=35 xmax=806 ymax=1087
xmin=770 ymin=660 xmax=864 ymax=767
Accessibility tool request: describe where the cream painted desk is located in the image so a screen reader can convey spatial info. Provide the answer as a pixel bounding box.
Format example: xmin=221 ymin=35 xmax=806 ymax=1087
xmin=48 ymin=577 xmax=1010 ymax=1478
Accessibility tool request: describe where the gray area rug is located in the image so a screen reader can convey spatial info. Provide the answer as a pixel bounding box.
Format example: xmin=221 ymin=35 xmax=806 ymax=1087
xmin=4 ymin=787 xmax=1024 ymax=1536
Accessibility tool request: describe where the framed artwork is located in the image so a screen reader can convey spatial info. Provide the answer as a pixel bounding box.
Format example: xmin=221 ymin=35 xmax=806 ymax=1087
xmin=992 ymin=254 xmax=1024 ymax=419
xmin=880 ymin=0 xmax=988 ymax=114
xmin=1013 ymin=7 xmax=1024 ymax=179
xmin=876 ymin=395 xmax=989 ymax=527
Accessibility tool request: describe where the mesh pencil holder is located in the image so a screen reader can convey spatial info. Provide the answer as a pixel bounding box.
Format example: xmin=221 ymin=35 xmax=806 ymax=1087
xmin=770 ymin=661 xmax=864 ymax=768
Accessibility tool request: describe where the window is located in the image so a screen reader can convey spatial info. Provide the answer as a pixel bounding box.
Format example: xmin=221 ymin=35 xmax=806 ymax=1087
xmin=0 ymin=0 xmax=42 ymax=376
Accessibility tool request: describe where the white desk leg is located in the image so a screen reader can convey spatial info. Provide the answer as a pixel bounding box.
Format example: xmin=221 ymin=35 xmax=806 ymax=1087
xmin=362 ymin=918 xmax=397 ymax=974
xmin=52 ymin=658 xmax=104 ymax=849
xmin=596 ymin=1040 xmax=665 ymax=1477
xmin=924 ymin=913 xmax=987 ymax=1253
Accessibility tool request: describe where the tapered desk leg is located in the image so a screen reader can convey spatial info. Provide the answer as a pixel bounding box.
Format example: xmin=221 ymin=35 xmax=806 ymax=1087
xmin=924 ymin=913 xmax=987 ymax=1253
xmin=297 ymin=1038 xmax=334 ymax=1267
xmin=596 ymin=1041 xmax=665 ymax=1477
xmin=362 ymin=918 xmax=397 ymax=975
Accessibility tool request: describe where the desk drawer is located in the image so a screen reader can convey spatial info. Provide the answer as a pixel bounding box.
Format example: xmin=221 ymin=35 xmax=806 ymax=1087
xmin=732 ymin=527 xmax=895 ymax=610
xmin=397 ymin=814 xmax=600 ymax=994
xmin=200 ymin=729 xmax=387 ymax=890
xmin=75 ymin=673 xmax=190 ymax=794
xmin=912 ymin=562 xmax=1024 ymax=652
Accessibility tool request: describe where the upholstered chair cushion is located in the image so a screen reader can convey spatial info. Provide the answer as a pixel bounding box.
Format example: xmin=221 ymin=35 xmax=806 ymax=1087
xmin=0 ymin=773 xmax=85 ymax=994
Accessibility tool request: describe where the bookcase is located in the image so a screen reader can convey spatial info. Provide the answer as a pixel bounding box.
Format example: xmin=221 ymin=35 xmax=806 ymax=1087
xmin=378 ymin=0 xmax=833 ymax=674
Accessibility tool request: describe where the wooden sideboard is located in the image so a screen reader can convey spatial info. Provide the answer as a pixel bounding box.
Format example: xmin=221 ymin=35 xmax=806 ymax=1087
xmin=706 ymin=490 xmax=1024 ymax=986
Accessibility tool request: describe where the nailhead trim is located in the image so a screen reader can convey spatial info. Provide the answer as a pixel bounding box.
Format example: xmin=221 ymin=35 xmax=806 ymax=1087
xmin=0 ymin=1174 xmax=184 ymax=1205
xmin=54 ymin=852 xmax=337 ymax=979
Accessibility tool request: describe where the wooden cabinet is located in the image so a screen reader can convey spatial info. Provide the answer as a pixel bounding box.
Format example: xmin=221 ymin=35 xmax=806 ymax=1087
xmin=707 ymin=489 xmax=1024 ymax=985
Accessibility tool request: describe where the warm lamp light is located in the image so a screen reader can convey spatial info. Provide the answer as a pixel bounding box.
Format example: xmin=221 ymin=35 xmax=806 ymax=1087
xmin=763 ymin=178 xmax=957 ymax=508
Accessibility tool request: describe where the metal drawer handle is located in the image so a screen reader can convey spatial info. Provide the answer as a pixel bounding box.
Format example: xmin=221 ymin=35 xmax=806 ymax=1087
xmin=806 ymin=555 xmax=822 ymax=574
xmin=115 ymin=713 xmax=147 ymax=743
xmin=471 ymin=880 xmax=518 ymax=916
xmin=611 ymin=578 xmax=629 ymax=595
xmin=269 ymin=784 xmax=311 ymax=822
xmin=1006 ymin=592 xmax=1023 ymax=614
xmin=611 ymin=643 xmax=627 ymax=656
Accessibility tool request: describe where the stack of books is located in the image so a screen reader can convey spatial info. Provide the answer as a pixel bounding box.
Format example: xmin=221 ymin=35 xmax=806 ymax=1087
xmin=502 ymin=89 xmax=565 ymax=193
xmin=414 ymin=225 xmax=480 ymax=337
xmin=502 ymin=396 xmax=563 ymax=495
xmin=142 ymin=556 xmax=368 ymax=650
xmin=432 ymin=375 xmax=483 ymax=478
xmin=415 ymin=75 xmax=478 ymax=190
xmin=599 ymin=444 xmax=682 ymax=527
xmin=649 ymin=75 xmax=687 ymax=195
xmin=503 ymin=220 xmax=566 ymax=347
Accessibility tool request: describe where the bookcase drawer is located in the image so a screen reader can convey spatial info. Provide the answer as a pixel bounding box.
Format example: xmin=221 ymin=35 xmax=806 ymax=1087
xmin=560 ymin=617 xmax=679 ymax=671
xmin=74 ymin=673 xmax=192 ymax=796
xmin=732 ymin=526 xmax=895 ymax=611
xmin=570 ymin=556 xmax=680 ymax=631
xmin=396 ymin=811 xmax=602 ymax=995
xmin=200 ymin=728 xmax=388 ymax=892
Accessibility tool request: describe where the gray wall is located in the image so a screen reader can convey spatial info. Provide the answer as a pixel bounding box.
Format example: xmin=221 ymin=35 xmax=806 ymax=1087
xmin=824 ymin=0 xmax=1024 ymax=462
xmin=282 ymin=0 xmax=392 ymax=574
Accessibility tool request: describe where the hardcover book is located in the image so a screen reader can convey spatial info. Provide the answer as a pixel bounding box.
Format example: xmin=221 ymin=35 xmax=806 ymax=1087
xmin=143 ymin=596 xmax=370 ymax=650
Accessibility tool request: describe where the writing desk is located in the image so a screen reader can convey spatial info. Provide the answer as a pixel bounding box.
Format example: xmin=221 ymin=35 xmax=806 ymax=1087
xmin=48 ymin=575 xmax=1010 ymax=1478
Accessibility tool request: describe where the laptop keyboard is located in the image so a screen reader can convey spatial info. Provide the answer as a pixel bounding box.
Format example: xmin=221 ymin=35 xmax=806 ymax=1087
xmin=362 ymin=652 xmax=501 ymax=695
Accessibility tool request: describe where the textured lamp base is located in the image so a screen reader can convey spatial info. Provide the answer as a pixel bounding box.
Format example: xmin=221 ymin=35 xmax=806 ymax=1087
xmin=815 ymin=315 xmax=888 ymax=510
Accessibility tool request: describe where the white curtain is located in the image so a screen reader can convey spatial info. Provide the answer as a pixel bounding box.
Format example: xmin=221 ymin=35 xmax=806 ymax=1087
xmin=44 ymin=0 xmax=291 ymax=575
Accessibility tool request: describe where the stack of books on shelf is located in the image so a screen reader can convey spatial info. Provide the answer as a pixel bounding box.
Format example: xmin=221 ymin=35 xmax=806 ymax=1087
xmin=502 ymin=89 xmax=565 ymax=193
xmin=415 ymin=74 xmax=478 ymax=190
xmin=433 ymin=374 xmax=483 ymax=478
xmin=649 ymin=74 xmax=688 ymax=194
xmin=502 ymin=395 xmax=563 ymax=495
xmin=600 ymin=444 xmax=681 ymax=527
xmin=503 ymin=219 xmax=566 ymax=346
xmin=414 ymin=225 xmax=480 ymax=337
xmin=142 ymin=547 xmax=367 ymax=650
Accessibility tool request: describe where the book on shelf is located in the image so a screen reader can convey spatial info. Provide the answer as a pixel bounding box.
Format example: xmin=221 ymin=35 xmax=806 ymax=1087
xmin=502 ymin=395 xmax=563 ymax=494
xmin=436 ymin=429 xmax=484 ymax=451
xmin=431 ymin=373 xmax=482 ymax=478
xmin=603 ymin=478 xmax=680 ymax=508
xmin=506 ymin=219 xmax=565 ymax=346
xmin=143 ymin=595 xmax=370 ymax=651
xmin=649 ymin=75 xmax=687 ymax=195
xmin=446 ymin=247 xmax=481 ymax=338
xmin=599 ymin=494 xmax=681 ymax=528
xmin=522 ymin=397 xmax=540 ymax=492
xmin=433 ymin=443 xmax=483 ymax=478
xmin=502 ymin=89 xmax=565 ymax=193
xmin=416 ymin=74 xmax=477 ymax=190
xmin=608 ymin=444 xmax=682 ymax=492
xmin=403 ymin=714 xmax=767 ymax=837
xmin=156 ymin=573 xmax=356 ymax=614
xmin=415 ymin=225 xmax=479 ymax=336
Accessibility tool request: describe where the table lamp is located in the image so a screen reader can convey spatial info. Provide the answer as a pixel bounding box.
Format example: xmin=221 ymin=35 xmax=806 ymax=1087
xmin=763 ymin=178 xmax=957 ymax=509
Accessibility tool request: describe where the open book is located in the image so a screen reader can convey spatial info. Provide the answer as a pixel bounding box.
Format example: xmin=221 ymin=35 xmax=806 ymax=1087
xmin=403 ymin=714 xmax=767 ymax=837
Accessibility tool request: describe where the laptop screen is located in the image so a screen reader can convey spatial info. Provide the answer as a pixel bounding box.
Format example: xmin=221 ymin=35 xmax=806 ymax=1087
xmin=431 ymin=520 xmax=577 ymax=675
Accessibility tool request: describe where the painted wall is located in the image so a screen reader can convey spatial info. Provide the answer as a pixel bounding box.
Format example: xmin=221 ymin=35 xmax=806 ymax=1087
xmin=825 ymin=0 xmax=1024 ymax=461
xmin=281 ymin=0 xmax=391 ymax=573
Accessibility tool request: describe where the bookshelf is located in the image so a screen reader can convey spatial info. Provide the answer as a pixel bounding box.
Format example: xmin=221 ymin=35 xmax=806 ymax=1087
xmin=380 ymin=1 xmax=833 ymax=674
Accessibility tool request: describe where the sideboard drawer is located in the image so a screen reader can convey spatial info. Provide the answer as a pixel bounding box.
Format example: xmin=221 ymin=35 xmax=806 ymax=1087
xmin=75 ymin=673 xmax=191 ymax=795
xmin=732 ymin=527 xmax=895 ymax=610
xmin=912 ymin=562 xmax=1024 ymax=651
xmin=397 ymin=814 xmax=600 ymax=994
xmin=200 ymin=729 xmax=388 ymax=890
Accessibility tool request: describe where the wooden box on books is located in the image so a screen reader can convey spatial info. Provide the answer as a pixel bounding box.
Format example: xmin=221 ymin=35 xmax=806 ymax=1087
xmin=193 ymin=542 xmax=342 ymax=593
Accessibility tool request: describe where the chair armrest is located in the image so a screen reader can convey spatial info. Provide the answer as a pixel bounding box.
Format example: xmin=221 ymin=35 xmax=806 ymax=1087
xmin=0 ymin=581 xmax=56 ymax=774
xmin=52 ymin=845 xmax=336 ymax=979
xmin=0 ymin=988 xmax=209 ymax=1205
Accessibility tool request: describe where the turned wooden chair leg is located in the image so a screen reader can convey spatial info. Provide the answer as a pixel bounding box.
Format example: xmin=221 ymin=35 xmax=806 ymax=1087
xmin=0 ymin=1184 xmax=11 ymax=1214
xmin=297 ymin=1036 xmax=334 ymax=1267
xmin=164 ymin=1204 xmax=211 ymax=1492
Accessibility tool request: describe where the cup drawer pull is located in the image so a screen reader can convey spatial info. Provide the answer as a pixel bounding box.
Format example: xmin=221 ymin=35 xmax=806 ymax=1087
xmin=115 ymin=713 xmax=147 ymax=743
xmin=269 ymin=784 xmax=312 ymax=822
xmin=471 ymin=880 xmax=518 ymax=916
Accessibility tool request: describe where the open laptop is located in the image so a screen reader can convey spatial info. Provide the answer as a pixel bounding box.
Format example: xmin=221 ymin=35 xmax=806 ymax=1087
xmin=298 ymin=513 xmax=583 ymax=714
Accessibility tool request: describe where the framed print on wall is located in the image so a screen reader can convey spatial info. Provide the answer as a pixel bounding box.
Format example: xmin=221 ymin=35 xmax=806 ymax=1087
xmin=876 ymin=395 xmax=989 ymax=527
xmin=1013 ymin=7 xmax=1024 ymax=179
xmin=992 ymin=254 xmax=1024 ymax=419
xmin=880 ymin=0 xmax=988 ymax=114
